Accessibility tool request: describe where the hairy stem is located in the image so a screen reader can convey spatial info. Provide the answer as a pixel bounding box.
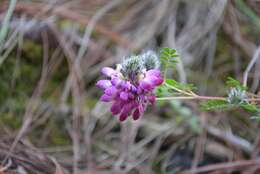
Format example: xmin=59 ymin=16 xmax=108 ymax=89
xmin=156 ymin=96 xmax=226 ymax=101
xmin=156 ymin=95 xmax=260 ymax=102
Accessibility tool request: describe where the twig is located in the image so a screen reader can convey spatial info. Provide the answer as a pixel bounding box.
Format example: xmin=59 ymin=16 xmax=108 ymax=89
xmin=0 ymin=1 xmax=131 ymax=48
xmin=243 ymin=46 xmax=260 ymax=87
xmin=76 ymin=0 xmax=124 ymax=63
xmin=182 ymin=159 xmax=260 ymax=174
xmin=206 ymin=126 xmax=253 ymax=154
xmin=0 ymin=159 xmax=12 ymax=173
xmin=2 ymin=20 xmax=51 ymax=165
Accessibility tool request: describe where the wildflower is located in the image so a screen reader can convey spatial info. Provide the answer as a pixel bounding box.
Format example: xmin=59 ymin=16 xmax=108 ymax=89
xmin=96 ymin=51 xmax=163 ymax=121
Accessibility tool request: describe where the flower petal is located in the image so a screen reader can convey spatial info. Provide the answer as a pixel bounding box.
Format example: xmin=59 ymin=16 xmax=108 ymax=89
xmin=119 ymin=112 xmax=128 ymax=121
xmin=133 ymin=109 xmax=140 ymax=120
xmin=101 ymin=67 xmax=116 ymax=77
xmin=120 ymin=91 xmax=128 ymax=101
xmin=121 ymin=82 xmax=132 ymax=90
xmin=100 ymin=94 xmax=113 ymax=102
xmin=131 ymin=85 xmax=137 ymax=93
xmin=128 ymin=92 xmax=135 ymax=99
xmin=105 ymin=86 xmax=117 ymax=96
xmin=133 ymin=104 xmax=144 ymax=120
xmin=110 ymin=101 xmax=123 ymax=115
xmin=139 ymin=80 xmax=153 ymax=91
xmin=119 ymin=103 xmax=133 ymax=121
xmin=96 ymin=80 xmax=112 ymax=89
xmin=111 ymin=77 xmax=121 ymax=86
xmin=146 ymin=69 xmax=161 ymax=77
xmin=145 ymin=75 xmax=163 ymax=86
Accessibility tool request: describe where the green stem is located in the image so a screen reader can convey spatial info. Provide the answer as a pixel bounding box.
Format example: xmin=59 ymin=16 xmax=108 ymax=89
xmin=163 ymin=60 xmax=169 ymax=81
xmin=165 ymin=83 xmax=193 ymax=96
xmin=156 ymin=95 xmax=260 ymax=103
xmin=156 ymin=96 xmax=226 ymax=101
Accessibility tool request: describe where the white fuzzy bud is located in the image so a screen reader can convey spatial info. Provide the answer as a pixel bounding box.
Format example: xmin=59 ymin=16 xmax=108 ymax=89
xmin=227 ymin=87 xmax=247 ymax=104
xmin=141 ymin=50 xmax=160 ymax=70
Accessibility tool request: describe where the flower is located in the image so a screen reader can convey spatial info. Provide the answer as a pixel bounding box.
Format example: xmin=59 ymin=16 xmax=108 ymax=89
xmin=96 ymin=52 xmax=163 ymax=121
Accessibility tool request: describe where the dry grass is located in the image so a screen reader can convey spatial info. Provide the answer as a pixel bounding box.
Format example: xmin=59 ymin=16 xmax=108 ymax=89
xmin=0 ymin=0 xmax=259 ymax=173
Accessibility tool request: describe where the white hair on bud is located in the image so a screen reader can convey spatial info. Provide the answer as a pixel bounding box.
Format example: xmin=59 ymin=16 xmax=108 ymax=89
xmin=120 ymin=50 xmax=160 ymax=80
xmin=121 ymin=55 xmax=145 ymax=80
xmin=227 ymin=87 xmax=247 ymax=104
xmin=140 ymin=50 xmax=160 ymax=70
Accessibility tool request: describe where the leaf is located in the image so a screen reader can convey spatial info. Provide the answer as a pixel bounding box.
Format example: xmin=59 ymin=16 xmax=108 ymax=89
xmin=155 ymin=85 xmax=172 ymax=97
xmin=226 ymin=77 xmax=246 ymax=90
xmin=160 ymin=47 xmax=178 ymax=66
xmin=200 ymin=100 xmax=229 ymax=111
xmin=240 ymin=103 xmax=259 ymax=113
xmin=165 ymin=79 xmax=196 ymax=91
xmin=241 ymin=103 xmax=260 ymax=121
xmin=160 ymin=47 xmax=176 ymax=55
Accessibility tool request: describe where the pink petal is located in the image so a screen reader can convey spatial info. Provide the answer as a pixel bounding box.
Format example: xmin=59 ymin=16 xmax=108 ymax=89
xmin=119 ymin=103 xmax=133 ymax=121
xmin=119 ymin=112 xmax=128 ymax=121
xmin=110 ymin=101 xmax=123 ymax=115
xmin=120 ymin=92 xmax=129 ymax=101
xmin=133 ymin=109 xmax=140 ymax=120
xmin=128 ymin=92 xmax=135 ymax=99
xmin=139 ymin=80 xmax=153 ymax=91
xmin=101 ymin=67 xmax=116 ymax=77
xmin=111 ymin=77 xmax=121 ymax=86
xmin=146 ymin=75 xmax=163 ymax=86
xmin=121 ymin=82 xmax=132 ymax=90
xmin=146 ymin=69 xmax=161 ymax=77
xmin=96 ymin=80 xmax=112 ymax=89
xmin=100 ymin=94 xmax=113 ymax=102
xmin=105 ymin=86 xmax=117 ymax=96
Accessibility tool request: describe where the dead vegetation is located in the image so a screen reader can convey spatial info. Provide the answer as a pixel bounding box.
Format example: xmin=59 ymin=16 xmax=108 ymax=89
xmin=0 ymin=0 xmax=259 ymax=173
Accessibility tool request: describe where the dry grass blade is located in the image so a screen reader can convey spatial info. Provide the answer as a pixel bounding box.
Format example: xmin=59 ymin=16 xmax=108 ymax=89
xmin=0 ymin=0 xmax=259 ymax=173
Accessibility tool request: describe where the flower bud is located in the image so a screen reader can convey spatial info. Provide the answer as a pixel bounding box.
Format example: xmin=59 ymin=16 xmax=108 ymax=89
xmin=227 ymin=87 xmax=247 ymax=104
xmin=141 ymin=50 xmax=160 ymax=70
xmin=121 ymin=56 xmax=145 ymax=80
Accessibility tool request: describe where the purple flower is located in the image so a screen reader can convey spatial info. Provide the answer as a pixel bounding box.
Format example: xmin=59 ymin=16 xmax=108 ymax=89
xmin=96 ymin=65 xmax=163 ymax=122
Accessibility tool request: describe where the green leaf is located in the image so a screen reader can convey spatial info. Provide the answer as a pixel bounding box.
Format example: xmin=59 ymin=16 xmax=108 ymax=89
xmin=200 ymin=100 xmax=229 ymax=111
xmin=160 ymin=47 xmax=178 ymax=66
xmin=240 ymin=103 xmax=259 ymax=113
xmin=155 ymin=85 xmax=172 ymax=97
xmin=226 ymin=77 xmax=246 ymax=90
xmin=161 ymin=47 xmax=176 ymax=55
xmin=165 ymin=79 xmax=196 ymax=91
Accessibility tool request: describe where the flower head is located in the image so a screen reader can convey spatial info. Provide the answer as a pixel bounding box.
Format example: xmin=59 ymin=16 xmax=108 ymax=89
xmin=96 ymin=51 xmax=163 ymax=121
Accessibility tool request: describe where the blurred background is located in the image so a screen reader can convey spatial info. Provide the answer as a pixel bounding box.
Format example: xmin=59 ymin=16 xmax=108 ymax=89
xmin=0 ymin=0 xmax=259 ymax=173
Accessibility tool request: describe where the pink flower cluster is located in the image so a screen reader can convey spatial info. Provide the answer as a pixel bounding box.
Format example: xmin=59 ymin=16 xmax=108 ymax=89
xmin=96 ymin=66 xmax=163 ymax=121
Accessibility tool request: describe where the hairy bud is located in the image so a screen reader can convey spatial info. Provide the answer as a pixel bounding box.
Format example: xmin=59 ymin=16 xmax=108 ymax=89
xmin=227 ymin=87 xmax=247 ymax=104
xmin=141 ymin=50 xmax=160 ymax=70
xmin=121 ymin=56 xmax=144 ymax=80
